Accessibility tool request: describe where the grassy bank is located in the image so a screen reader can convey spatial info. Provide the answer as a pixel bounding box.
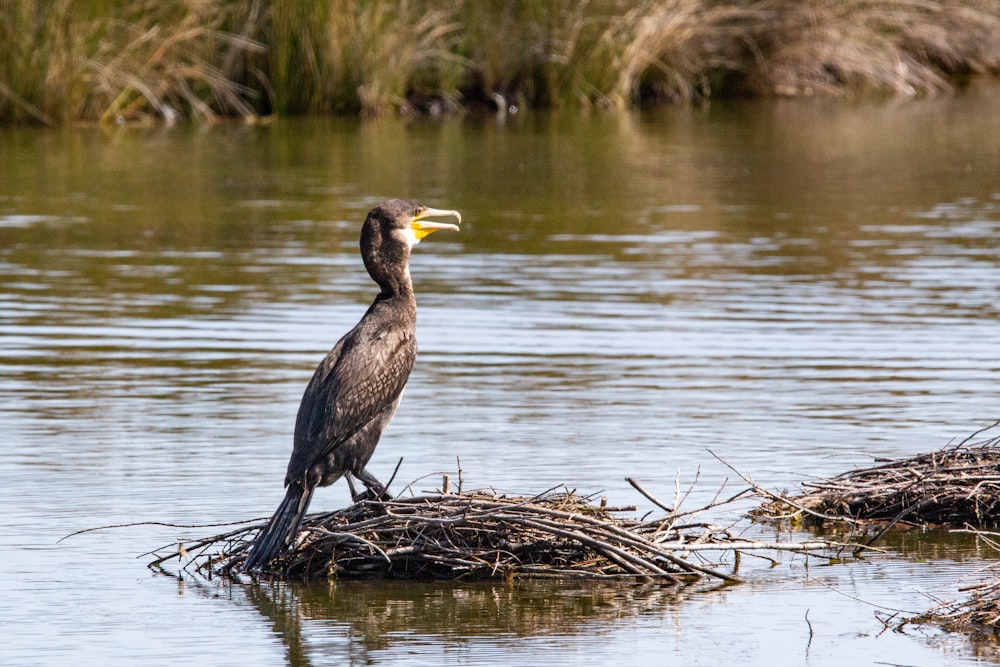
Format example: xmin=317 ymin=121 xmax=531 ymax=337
xmin=2 ymin=0 xmax=999 ymax=125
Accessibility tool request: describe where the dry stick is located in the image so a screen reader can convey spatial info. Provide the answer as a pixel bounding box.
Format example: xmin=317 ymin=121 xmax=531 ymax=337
xmin=660 ymin=488 xmax=755 ymax=524
xmin=400 ymin=534 xmax=572 ymax=578
xmin=303 ymin=526 xmax=392 ymax=562
xmin=513 ymin=566 xmax=654 ymax=580
xmin=398 ymin=471 xmax=460 ymax=497
xmin=861 ymin=498 xmax=934 ymax=552
xmin=952 ymin=528 xmax=1000 ymax=556
xmin=421 ymin=503 xmax=667 ymax=577
xmin=792 ymin=443 xmax=1000 ymax=527
xmin=418 ymin=552 xmax=490 ymax=570
xmin=675 ymin=519 xmax=721 ymax=560
xmin=497 ymin=511 xmax=651 ymax=551
xmin=470 ymin=503 xmax=682 ymax=568
xmin=145 ymin=526 xmax=256 ymax=567
xmin=626 ymin=477 xmax=675 ymax=513
xmin=678 ymin=540 xmax=845 ymax=552
xmin=655 ymin=551 xmax=742 ymax=584
xmin=307 ymin=496 xmax=655 ymax=574
xmin=375 ymin=501 xmax=495 ymax=528
xmin=955 ymin=420 xmax=1000 ymax=447
xmin=64 ymin=518 xmax=262 ymax=544
xmin=384 ymin=457 xmax=404 ymax=494
xmin=396 ymin=490 xmax=585 ymax=527
xmin=804 ymin=572 xmax=918 ymax=615
xmin=516 ymin=519 xmax=688 ymax=578
xmin=284 ymin=514 xmax=605 ymax=577
xmin=302 ymin=513 xmax=385 ymax=538
xmin=181 ymin=538 xmax=234 ymax=575
xmin=708 ymin=449 xmax=866 ymax=529
xmin=309 ymin=493 xmax=464 ymax=528
xmin=495 ymin=508 xmax=744 ymax=582
xmin=508 ymin=515 xmax=681 ymax=581
xmin=678 ymin=467 xmax=707 ymax=513
xmin=673 ymin=470 xmax=683 ymax=517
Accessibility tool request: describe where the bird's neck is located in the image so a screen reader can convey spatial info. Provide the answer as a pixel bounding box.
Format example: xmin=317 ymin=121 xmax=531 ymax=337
xmin=375 ymin=267 xmax=415 ymax=303
xmin=373 ymin=287 xmax=417 ymax=326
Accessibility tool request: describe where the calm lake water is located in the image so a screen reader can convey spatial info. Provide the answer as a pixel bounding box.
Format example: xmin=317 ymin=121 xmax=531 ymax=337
xmin=2 ymin=85 xmax=1000 ymax=666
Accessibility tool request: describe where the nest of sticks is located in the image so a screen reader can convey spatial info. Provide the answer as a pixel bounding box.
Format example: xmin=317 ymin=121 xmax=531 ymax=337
xmin=150 ymin=479 xmax=837 ymax=584
xmin=755 ymin=424 xmax=1000 ymax=530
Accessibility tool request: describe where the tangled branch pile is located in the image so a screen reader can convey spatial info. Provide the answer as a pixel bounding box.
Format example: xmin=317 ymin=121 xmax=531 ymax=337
xmin=931 ymin=573 xmax=1000 ymax=633
xmin=758 ymin=424 xmax=1000 ymax=528
xmin=917 ymin=526 xmax=1000 ymax=636
xmin=151 ymin=484 xmax=835 ymax=584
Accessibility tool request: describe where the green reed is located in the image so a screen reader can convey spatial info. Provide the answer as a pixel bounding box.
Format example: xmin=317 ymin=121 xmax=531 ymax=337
xmin=1 ymin=0 xmax=998 ymax=125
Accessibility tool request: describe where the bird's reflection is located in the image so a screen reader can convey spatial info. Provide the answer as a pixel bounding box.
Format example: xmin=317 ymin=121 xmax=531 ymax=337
xmin=177 ymin=574 xmax=703 ymax=666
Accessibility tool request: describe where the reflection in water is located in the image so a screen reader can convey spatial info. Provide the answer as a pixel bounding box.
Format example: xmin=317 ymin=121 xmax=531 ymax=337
xmin=2 ymin=86 xmax=1000 ymax=665
xmin=204 ymin=577 xmax=688 ymax=667
xmin=165 ymin=527 xmax=991 ymax=667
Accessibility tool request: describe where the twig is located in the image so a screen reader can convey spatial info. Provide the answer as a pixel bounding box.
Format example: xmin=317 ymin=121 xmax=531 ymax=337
xmin=709 ymin=449 xmax=864 ymax=526
xmin=385 ymin=457 xmax=404 ymax=493
xmin=60 ymin=518 xmax=262 ymax=544
xmin=626 ymin=477 xmax=674 ymax=513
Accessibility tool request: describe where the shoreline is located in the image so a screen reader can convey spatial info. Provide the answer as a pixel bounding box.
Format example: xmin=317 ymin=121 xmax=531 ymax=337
xmin=2 ymin=0 xmax=999 ymax=126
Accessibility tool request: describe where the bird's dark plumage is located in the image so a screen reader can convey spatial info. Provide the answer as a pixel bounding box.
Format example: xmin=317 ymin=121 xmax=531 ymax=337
xmin=243 ymin=199 xmax=460 ymax=573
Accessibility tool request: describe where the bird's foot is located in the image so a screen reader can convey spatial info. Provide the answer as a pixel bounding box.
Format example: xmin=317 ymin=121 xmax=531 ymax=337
xmin=352 ymin=485 xmax=393 ymax=503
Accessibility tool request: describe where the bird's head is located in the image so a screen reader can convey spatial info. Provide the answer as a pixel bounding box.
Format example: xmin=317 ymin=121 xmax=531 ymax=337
xmin=361 ymin=199 xmax=461 ymax=289
xmin=408 ymin=202 xmax=462 ymax=246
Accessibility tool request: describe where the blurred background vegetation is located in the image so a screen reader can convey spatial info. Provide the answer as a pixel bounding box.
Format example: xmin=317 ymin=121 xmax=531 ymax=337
xmin=2 ymin=0 xmax=999 ymax=125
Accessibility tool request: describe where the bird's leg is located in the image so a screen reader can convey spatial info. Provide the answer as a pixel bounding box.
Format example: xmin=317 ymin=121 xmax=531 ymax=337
xmin=351 ymin=467 xmax=393 ymax=501
xmin=345 ymin=474 xmax=362 ymax=502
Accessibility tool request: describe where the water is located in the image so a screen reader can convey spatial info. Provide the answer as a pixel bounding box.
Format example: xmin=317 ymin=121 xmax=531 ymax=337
xmin=2 ymin=84 xmax=1000 ymax=665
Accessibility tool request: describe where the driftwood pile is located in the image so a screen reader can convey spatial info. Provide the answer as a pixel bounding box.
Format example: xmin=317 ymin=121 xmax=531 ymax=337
xmin=743 ymin=423 xmax=1000 ymax=639
xmin=756 ymin=424 xmax=1000 ymax=530
xmin=150 ymin=481 xmax=838 ymax=584
xmin=932 ymin=571 xmax=1000 ymax=634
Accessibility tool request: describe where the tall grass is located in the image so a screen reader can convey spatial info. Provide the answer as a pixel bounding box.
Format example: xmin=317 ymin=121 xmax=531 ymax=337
xmin=1 ymin=0 xmax=999 ymax=125
xmin=328 ymin=0 xmax=465 ymax=115
xmin=264 ymin=0 xmax=331 ymax=115
xmin=740 ymin=0 xmax=1000 ymax=98
xmin=0 ymin=0 xmax=263 ymax=125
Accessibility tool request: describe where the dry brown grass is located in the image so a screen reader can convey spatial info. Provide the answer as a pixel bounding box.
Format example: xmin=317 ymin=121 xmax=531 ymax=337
xmin=0 ymin=0 xmax=264 ymax=125
xmin=740 ymin=1 xmax=1000 ymax=98
xmin=3 ymin=0 xmax=999 ymax=124
xmin=88 ymin=5 xmax=264 ymax=125
xmin=327 ymin=0 xmax=465 ymax=115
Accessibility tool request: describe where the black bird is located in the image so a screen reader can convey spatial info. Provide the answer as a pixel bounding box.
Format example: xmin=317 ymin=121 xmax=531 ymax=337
xmin=243 ymin=199 xmax=461 ymax=573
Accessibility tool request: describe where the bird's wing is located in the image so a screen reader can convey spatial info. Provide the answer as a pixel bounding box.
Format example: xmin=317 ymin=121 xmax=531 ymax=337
xmin=325 ymin=326 xmax=415 ymax=439
xmin=287 ymin=325 xmax=415 ymax=484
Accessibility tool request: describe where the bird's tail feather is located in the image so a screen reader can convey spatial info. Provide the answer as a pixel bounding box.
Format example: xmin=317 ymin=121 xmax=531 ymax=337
xmin=243 ymin=483 xmax=314 ymax=573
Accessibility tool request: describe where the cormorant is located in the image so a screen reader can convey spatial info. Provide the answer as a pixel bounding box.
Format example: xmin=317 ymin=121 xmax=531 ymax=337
xmin=243 ymin=199 xmax=461 ymax=573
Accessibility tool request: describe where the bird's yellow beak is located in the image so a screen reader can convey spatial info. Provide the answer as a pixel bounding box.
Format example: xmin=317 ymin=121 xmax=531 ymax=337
xmin=411 ymin=207 xmax=461 ymax=240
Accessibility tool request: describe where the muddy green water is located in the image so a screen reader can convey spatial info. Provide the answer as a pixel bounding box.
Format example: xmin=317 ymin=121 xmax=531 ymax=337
xmin=2 ymin=85 xmax=1000 ymax=665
